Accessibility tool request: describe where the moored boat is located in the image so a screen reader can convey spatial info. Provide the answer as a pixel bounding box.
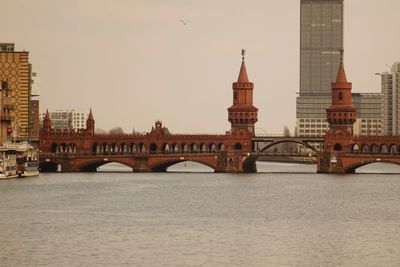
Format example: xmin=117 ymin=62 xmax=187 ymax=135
xmin=0 ymin=143 xmax=18 ymax=179
xmin=0 ymin=142 xmax=39 ymax=178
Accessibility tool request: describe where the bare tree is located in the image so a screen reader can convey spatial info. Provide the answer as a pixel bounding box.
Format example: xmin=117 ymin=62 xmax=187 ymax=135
xmin=109 ymin=127 xmax=124 ymax=135
xmin=95 ymin=128 xmax=107 ymax=134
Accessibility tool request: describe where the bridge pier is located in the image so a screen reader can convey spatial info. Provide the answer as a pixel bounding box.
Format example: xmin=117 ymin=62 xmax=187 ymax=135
xmin=317 ymin=152 xmax=350 ymax=174
xmin=215 ymin=152 xmax=257 ymax=173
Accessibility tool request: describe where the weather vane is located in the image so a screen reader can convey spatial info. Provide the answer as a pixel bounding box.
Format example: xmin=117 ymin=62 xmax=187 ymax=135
xmin=241 ymin=49 xmax=246 ymax=61
xmin=339 ymin=48 xmax=344 ymax=61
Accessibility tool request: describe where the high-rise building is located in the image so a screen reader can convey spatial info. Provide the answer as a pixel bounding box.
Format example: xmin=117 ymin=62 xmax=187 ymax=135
xmin=380 ymin=62 xmax=400 ymax=135
xmin=29 ymin=71 xmax=40 ymax=141
xmin=296 ymin=0 xmax=344 ymax=136
xmin=29 ymin=100 xmax=40 ymax=139
xmin=0 ymin=43 xmax=31 ymax=139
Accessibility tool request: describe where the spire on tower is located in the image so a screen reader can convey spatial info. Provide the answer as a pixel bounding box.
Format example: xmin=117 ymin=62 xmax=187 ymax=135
xmin=44 ymin=109 xmax=50 ymax=120
xmin=336 ymin=49 xmax=347 ymax=83
xmin=88 ymin=108 xmax=94 ymax=121
xmin=237 ymin=49 xmax=249 ymax=83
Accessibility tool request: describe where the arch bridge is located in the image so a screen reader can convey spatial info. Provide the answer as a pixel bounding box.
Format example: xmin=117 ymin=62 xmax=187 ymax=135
xmin=40 ymin=121 xmax=258 ymax=173
xmin=318 ymin=134 xmax=400 ymax=173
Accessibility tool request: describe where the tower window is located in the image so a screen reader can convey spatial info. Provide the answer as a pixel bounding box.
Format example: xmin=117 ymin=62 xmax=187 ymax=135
xmin=338 ymin=92 xmax=343 ymax=101
xmin=234 ymin=92 xmax=237 ymax=101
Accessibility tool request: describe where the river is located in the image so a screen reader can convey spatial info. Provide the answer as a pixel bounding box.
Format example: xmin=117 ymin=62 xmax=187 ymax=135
xmin=0 ymin=162 xmax=399 ymax=266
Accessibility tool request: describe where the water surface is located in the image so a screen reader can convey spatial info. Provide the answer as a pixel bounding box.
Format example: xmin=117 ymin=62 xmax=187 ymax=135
xmin=1 ymin=162 xmax=399 ymax=266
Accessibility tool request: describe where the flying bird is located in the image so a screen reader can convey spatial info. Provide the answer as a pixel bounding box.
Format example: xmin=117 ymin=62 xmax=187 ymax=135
xmin=180 ymin=19 xmax=189 ymax=25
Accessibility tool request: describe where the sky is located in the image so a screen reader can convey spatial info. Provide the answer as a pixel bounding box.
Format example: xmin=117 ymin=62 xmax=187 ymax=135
xmin=1 ymin=0 xmax=400 ymax=134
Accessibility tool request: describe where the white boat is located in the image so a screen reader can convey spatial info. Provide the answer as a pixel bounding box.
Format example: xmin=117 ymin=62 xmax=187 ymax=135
xmin=0 ymin=142 xmax=39 ymax=178
xmin=0 ymin=144 xmax=18 ymax=179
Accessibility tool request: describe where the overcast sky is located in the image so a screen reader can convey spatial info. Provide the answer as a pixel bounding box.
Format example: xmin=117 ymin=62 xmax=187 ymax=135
xmin=2 ymin=0 xmax=400 ymax=134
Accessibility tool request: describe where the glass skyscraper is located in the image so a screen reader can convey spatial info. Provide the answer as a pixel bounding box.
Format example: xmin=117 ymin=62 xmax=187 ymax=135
xmin=296 ymin=0 xmax=344 ymax=136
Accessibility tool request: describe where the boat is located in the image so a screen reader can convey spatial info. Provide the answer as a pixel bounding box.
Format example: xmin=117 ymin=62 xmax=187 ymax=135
xmin=0 ymin=143 xmax=18 ymax=179
xmin=0 ymin=142 xmax=39 ymax=178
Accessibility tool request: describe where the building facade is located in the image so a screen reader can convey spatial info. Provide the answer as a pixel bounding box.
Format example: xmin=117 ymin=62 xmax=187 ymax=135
xmin=40 ymin=109 xmax=88 ymax=130
xmin=0 ymin=81 xmax=14 ymax=143
xmin=0 ymin=44 xmax=31 ymax=139
xmin=0 ymin=43 xmax=15 ymax=52
xmin=29 ymin=100 xmax=40 ymax=140
xmin=296 ymin=92 xmax=383 ymax=137
xmin=380 ymin=62 xmax=400 ymax=136
xmin=296 ymin=0 xmax=344 ymax=136
xmin=352 ymin=93 xmax=383 ymax=136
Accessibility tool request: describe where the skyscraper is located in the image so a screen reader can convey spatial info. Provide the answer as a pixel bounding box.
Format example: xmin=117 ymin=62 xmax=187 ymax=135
xmin=296 ymin=0 xmax=344 ymax=137
xmin=380 ymin=62 xmax=400 ymax=135
xmin=0 ymin=43 xmax=30 ymax=139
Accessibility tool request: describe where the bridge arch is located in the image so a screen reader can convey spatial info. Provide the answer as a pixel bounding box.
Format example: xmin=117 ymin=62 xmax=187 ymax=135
xmin=162 ymin=143 xmax=170 ymax=153
xmin=346 ymin=159 xmax=400 ymax=173
xmin=78 ymin=159 xmax=135 ymax=172
xmin=150 ymin=143 xmax=157 ymax=154
xmin=191 ymin=143 xmax=198 ymax=153
xmin=361 ymin=144 xmax=369 ymax=153
xmin=209 ymin=143 xmax=216 ymax=152
xmin=218 ymin=143 xmax=225 ymax=151
xmin=371 ymin=144 xmax=379 ymax=153
xmin=139 ymin=143 xmax=146 ymax=152
xmin=259 ymin=139 xmax=318 ymax=153
xmin=381 ymin=144 xmax=388 ymax=154
xmin=149 ymin=158 xmax=217 ymax=172
xmin=39 ymin=161 xmax=59 ymax=172
xmin=172 ymin=143 xmax=179 ymax=153
xmin=352 ymin=143 xmax=360 ymax=152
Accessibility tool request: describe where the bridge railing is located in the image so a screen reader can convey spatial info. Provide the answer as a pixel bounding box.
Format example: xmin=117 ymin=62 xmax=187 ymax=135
xmin=39 ymin=150 xmax=223 ymax=158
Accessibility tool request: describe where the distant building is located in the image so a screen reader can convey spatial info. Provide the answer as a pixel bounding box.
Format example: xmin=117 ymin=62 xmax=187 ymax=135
xmin=29 ymin=70 xmax=40 ymax=141
xmin=0 ymin=43 xmax=14 ymax=52
xmin=379 ymin=62 xmax=400 ymax=136
xmin=40 ymin=109 xmax=88 ymax=130
xmin=29 ymin=100 xmax=40 ymax=139
xmin=0 ymin=43 xmax=31 ymax=139
xmin=296 ymin=0 xmax=344 ymax=136
xmin=352 ymin=93 xmax=383 ymax=136
xmin=296 ymin=93 xmax=383 ymax=137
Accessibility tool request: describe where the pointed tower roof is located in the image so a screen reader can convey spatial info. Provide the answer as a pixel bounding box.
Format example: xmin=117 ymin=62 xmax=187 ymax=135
xmin=336 ymin=49 xmax=347 ymax=83
xmin=44 ymin=109 xmax=50 ymax=120
xmin=237 ymin=49 xmax=249 ymax=82
xmin=87 ymin=108 xmax=94 ymax=120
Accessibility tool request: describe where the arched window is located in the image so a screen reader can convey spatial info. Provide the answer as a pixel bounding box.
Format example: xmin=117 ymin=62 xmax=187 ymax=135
xmin=150 ymin=143 xmax=157 ymax=153
xmin=338 ymin=91 xmax=343 ymax=101
xmin=234 ymin=143 xmax=242 ymax=150
xmin=334 ymin=143 xmax=342 ymax=151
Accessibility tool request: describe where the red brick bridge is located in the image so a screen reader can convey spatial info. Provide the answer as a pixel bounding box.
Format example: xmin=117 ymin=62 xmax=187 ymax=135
xmin=40 ymin=52 xmax=263 ymax=173
xmin=318 ymin=51 xmax=400 ymax=173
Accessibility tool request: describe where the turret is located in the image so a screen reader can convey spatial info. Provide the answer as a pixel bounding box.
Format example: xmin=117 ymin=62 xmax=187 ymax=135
xmin=227 ymin=49 xmax=258 ymax=136
xmin=86 ymin=109 xmax=95 ymax=135
xmin=326 ymin=49 xmax=356 ymax=136
xmin=43 ymin=109 xmax=52 ymax=133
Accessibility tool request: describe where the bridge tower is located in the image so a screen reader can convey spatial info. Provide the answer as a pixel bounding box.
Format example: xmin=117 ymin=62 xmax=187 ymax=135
xmin=326 ymin=49 xmax=356 ymax=140
xmin=43 ymin=110 xmax=52 ymax=134
xmin=228 ymin=50 xmax=258 ymax=136
xmin=86 ymin=108 xmax=95 ymax=135
xmin=318 ymin=50 xmax=357 ymax=173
